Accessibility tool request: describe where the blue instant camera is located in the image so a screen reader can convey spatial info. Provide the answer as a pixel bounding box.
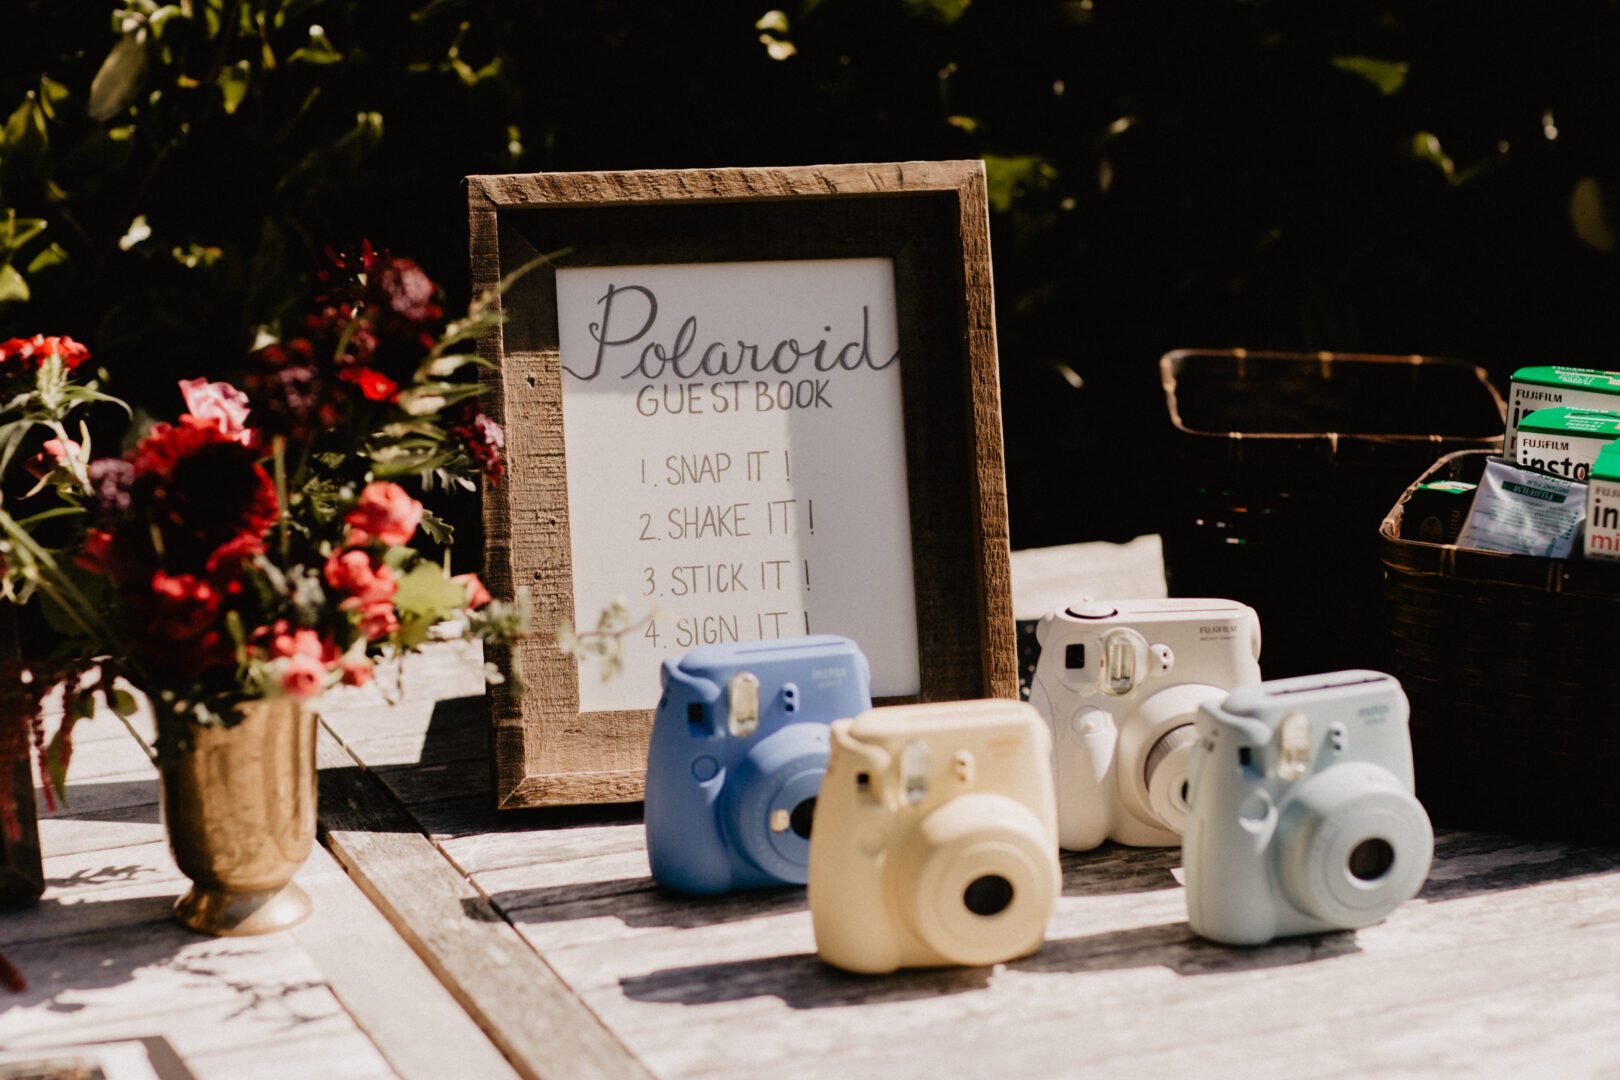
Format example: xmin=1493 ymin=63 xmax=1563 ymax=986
xmin=644 ymin=635 xmax=872 ymax=896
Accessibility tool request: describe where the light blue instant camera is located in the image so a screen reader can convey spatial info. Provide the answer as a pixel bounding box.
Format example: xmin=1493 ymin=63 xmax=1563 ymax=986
xmin=643 ymin=635 xmax=872 ymax=896
xmin=1183 ymin=670 xmax=1434 ymax=946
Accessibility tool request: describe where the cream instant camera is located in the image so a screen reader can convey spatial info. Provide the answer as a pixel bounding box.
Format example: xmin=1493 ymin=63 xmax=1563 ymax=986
xmin=808 ymin=700 xmax=1059 ymax=973
xmin=1183 ymin=670 xmax=1434 ymax=946
xmin=1030 ymin=599 xmax=1262 ymax=850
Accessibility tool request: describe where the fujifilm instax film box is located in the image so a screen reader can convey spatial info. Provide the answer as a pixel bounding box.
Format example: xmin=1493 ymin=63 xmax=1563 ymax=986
xmin=1515 ymin=407 xmax=1620 ymax=482
xmin=1506 ymin=366 xmax=1620 ymax=456
xmin=1587 ymin=443 xmax=1620 ymax=562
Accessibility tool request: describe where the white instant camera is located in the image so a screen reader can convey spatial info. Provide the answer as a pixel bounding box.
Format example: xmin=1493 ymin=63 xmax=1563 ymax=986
xmin=808 ymin=700 xmax=1060 ymax=973
xmin=1030 ymin=599 xmax=1262 ymax=850
xmin=1183 ymin=670 xmax=1434 ymax=946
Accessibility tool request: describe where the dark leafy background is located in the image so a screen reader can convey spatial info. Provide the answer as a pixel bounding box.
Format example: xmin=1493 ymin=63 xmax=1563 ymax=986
xmin=3 ymin=0 xmax=1618 ymax=546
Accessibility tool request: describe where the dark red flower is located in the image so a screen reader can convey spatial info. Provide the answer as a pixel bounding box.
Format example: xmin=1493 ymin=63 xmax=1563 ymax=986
xmin=130 ymin=421 xmax=228 ymax=478
xmin=147 ymin=571 xmax=222 ymax=640
xmin=450 ymin=403 xmax=505 ymax=481
xmin=337 ymin=365 xmax=399 ymax=402
xmin=251 ymin=338 xmax=315 ymax=368
xmin=373 ymin=257 xmax=441 ymax=324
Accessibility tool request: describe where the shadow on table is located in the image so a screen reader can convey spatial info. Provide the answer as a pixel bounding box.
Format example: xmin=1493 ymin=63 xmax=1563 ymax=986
xmin=38 ymin=779 xmax=161 ymax=825
xmin=1417 ymin=830 xmax=1620 ymax=903
xmin=477 ymin=878 xmax=808 ymax=931
xmin=618 ymin=922 xmax=1358 ymax=1010
xmin=620 ymin=952 xmax=993 ymax=1009
xmin=1060 ymin=845 xmax=1182 ymax=897
xmin=2 ymin=895 xmax=321 ymax=1025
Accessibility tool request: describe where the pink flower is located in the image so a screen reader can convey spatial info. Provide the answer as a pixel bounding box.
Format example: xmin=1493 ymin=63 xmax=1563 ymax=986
xmin=339 ymin=654 xmax=373 ymax=687
xmin=325 ymin=549 xmax=398 ymax=606
xmin=453 ymin=573 xmax=492 ymax=609
xmin=345 ymin=482 xmax=422 ymax=547
xmin=179 ymin=378 xmax=254 ymax=445
xmin=357 ymin=600 xmax=399 ymax=641
xmin=26 ymin=437 xmax=80 ymax=479
xmin=280 ymin=653 xmax=325 ymax=698
xmin=271 ymin=626 xmax=325 ymax=661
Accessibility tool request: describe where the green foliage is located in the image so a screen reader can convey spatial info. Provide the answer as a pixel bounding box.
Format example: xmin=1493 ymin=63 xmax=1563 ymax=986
xmin=2 ymin=0 xmax=1618 ymax=552
xmin=391 ymin=557 xmax=469 ymax=647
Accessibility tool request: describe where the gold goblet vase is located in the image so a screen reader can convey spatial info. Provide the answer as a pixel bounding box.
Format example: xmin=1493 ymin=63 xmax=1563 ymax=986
xmin=159 ymin=697 xmax=317 ymax=935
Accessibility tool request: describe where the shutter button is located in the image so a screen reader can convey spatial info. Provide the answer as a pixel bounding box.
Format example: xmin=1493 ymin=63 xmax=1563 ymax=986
xmin=1065 ymin=602 xmax=1118 ymax=619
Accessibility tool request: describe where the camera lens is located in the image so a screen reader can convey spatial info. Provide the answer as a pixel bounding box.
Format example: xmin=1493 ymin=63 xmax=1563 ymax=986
xmin=962 ymin=874 xmax=1015 ymax=917
xmin=789 ymin=797 xmax=816 ymax=839
xmin=1348 ymin=837 xmax=1395 ymax=882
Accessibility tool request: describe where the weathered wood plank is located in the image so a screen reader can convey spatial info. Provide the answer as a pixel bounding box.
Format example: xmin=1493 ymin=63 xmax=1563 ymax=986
xmin=316 ymin=724 xmax=654 ymax=1080
xmin=292 ymin=863 xmax=522 ymax=1080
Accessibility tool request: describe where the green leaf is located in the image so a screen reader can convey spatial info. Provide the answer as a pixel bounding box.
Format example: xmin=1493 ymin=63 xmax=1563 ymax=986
xmin=26 ymin=242 xmax=67 ymax=275
xmin=903 ymin=0 xmax=971 ymax=21
xmin=110 ymin=688 xmax=139 ymax=718
xmin=419 ymin=507 xmax=454 ymax=544
xmin=88 ymin=32 xmax=150 ymax=122
xmin=46 ymin=724 xmax=74 ymax=805
xmin=981 ymin=154 xmax=1056 ymax=213
xmin=1571 ymin=176 xmax=1616 ymax=254
xmin=290 ymin=24 xmax=343 ymax=65
xmin=0 ymin=264 xmax=29 ymax=303
xmin=393 ymin=560 xmax=468 ymax=619
xmin=37 ymin=77 xmax=70 ymax=121
xmin=1409 ymin=131 xmax=1455 ymax=183
xmin=218 ymin=61 xmax=250 ymax=115
xmin=1331 ymin=56 xmax=1408 ymax=97
xmin=2 ymin=96 xmax=49 ymax=164
xmin=2 ymin=217 xmax=47 ymax=254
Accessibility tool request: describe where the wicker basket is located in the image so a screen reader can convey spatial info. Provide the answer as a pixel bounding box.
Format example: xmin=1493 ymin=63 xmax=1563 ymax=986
xmin=1160 ymin=349 xmax=1505 ymax=677
xmin=1380 ymin=450 xmax=1620 ymax=839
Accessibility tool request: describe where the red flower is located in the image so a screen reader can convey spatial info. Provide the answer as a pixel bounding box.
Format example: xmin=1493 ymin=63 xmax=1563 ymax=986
xmin=147 ymin=571 xmax=222 ymax=641
xmin=130 ymin=421 xmax=228 ymax=478
xmin=270 ymin=627 xmax=326 ymax=661
xmin=454 ymin=573 xmax=492 ymax=609
xmin=337 ymin=366 xmax=399 ymax=402
xmin=346 ymin=482 xmax=422 ymax=547
xmin=0 ymin=335 xmax=90 ymax=373
xmin=325 ymin=548 xmax=398 ymax=607
xmin=373 ymin=257 xmax=442 ymax=324
xmin=449 ymin=404 xmax=505 ymax=481
xmin=356 ymin=600 xmax=399 ymax=641
xmin=280 ymin=653 xmax=326 ymax=698
xmin=339 ymin=654 xmax=373 ymax=687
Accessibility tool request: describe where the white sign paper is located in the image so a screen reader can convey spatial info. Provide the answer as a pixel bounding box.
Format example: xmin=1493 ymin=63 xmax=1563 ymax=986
xmin=557 ymin=258 xmax=921 ymax=711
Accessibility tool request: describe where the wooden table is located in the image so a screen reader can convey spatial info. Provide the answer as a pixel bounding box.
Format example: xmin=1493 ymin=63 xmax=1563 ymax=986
xmin=6 ymin=542 xmax=1620 ymax=1078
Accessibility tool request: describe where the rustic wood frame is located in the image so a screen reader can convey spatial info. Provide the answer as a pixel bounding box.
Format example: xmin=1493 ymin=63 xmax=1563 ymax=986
xmin=468 ymin=161 xmax=1015 ymax=810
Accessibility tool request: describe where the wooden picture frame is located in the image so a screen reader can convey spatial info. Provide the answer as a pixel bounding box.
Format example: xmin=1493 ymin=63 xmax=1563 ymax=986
xmin=468 ymin=161 xmax=1015 ymax=810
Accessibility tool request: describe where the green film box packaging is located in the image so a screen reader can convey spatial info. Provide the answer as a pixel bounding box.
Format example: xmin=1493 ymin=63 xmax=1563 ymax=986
xmin=1586 ymin=442 xmax=1620 ymax=562
xmin=1514 ymin=406 xmax=1620 ymax=482
xmin=1506 ymin=366 xmax=1620 ymax=457
xmin=1401 ymin=480 xmax=1477 ymax=544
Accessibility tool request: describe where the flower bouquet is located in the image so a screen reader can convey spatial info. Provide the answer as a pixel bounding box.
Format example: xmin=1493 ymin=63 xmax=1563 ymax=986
xmin=0 ymin=245 xmax=528 ymax=942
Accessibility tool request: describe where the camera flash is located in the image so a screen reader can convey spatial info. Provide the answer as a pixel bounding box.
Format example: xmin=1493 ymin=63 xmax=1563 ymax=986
xmin=1277 ymin=712 xmax=1311 ymax=781
xmin=727 ymin=671 xmax=761 ymax=737
xmin=901 ymin=739 xmax=931 ymax=805
xmin=1100 ymin=629 xmax=1147 ymax=695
